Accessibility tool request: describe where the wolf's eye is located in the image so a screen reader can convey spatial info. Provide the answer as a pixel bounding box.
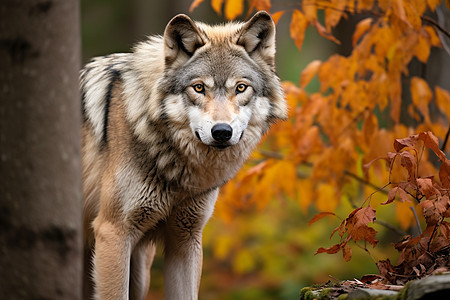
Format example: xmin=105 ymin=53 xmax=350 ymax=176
xmin=236 ymin=83 xmax=248 ymax=94
xmin=193 ymin=84 xmax=205 ymax=94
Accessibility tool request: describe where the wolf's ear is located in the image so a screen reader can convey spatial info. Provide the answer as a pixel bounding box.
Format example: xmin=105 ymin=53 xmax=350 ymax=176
xmin=237 ymin=11 xmax=276 ymax=67
xmin=164 ymin=14 xmax=205 ymax=68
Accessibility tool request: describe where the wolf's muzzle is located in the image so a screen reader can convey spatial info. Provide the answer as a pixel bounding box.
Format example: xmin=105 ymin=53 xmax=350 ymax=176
xmin=211 ymin=123 xmax=233 ymax=143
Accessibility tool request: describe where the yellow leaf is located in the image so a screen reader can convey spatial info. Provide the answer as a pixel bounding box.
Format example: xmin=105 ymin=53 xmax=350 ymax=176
xmin=352 ymin=18 xmax=372 ymax=47
xmin=212 ymin=0 xmax=224 ymax=15
xmin=325 ymin=0 xmax=347 ymax=31
xmin=300 ymin=60 xmax=321 ymax=88
xmin=447 ymin=0 xmax=450 ymax=10
xmin=396 ymin=201 xmax=416 ymax=229
xmin=214 ymin=235 xmax=233 ymax=259
xmin=302 ymin=0 xmax=317 ymax=21
xmin=290 ymin=9 xmax=309 ymax=51
xmin=225 ymin=0 xmax=243 ymax=20
xmin=233 ymin=248 xmax=256 ymax=274
xmin=189 ymin=0 xmax=205 ymax=12
xmin=435 ymin=86 xmax=450 ymax=118
xmin=297 ymin=179 xmax=313 ymax=213
xmin=316 ymin=183 xmax=339 ymax=212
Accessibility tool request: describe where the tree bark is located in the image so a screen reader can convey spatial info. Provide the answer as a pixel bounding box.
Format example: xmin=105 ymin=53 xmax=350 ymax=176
xmin=0 ymin=0 xmax=82 ymax=299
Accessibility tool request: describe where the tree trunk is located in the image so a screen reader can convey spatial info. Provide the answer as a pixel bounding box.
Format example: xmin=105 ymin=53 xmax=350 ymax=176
xmin=0 ymin=1 xmax=82 ymax=299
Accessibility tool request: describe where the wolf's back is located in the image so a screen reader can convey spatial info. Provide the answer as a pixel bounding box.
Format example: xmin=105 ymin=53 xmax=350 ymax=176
xmin=80 ymin=53 xmax=130 ymax=146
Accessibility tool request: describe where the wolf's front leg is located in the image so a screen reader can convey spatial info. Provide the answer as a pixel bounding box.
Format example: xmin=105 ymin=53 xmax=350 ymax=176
xmin=93 ymin=219 xmax=133 ymax=300
xmin=164 ymin=190 xmax=218 ymax=300
xmin=164 ymin=230 xmax=203 ymax=300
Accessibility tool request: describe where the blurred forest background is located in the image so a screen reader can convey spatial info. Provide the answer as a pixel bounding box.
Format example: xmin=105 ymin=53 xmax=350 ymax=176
xmin=81 ymin=1 xmax=450 ymax=299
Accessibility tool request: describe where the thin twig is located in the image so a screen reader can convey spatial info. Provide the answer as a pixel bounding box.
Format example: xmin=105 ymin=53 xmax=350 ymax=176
xmin=409 ymin=206 xmax=423 ymax=236
xmin=441 ymin=124 xmax=450 ymax=152
xmin=344 ymin=170 xmax=388 ymax=194
xmin=258 ymin=149 xmax=284 ymax=160
xmin=375 ymin=219 xmax=408 ymax=237
xmin=354 ymin=241 xmax=377 ymax=263
xmin=421 ymin=15 xmax=450 ymax=39
xmin=363 ymin=182 xmax=392 ymax=207
xmin=427 ymin=218 xmax=443 ymax=252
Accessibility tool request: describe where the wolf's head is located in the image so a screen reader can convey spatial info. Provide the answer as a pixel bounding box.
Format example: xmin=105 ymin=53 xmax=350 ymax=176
xmin=159 ymin=11 xmax=287 ymax=150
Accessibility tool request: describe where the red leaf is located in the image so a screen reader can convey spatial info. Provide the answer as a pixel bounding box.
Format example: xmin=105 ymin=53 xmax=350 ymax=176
xmin=417 ymin=177 xmax=440 ymax=199
xmin=394 ymin=135 xmax=418 ymax=152
xmin=399 ymin=151 xmax=417 ymax=181
xmin=418 ymin=131 xmax=446 ymax=161
xmin=383 ymin=187 xmax=410 ymax=205
xmin=345 ymin=206 xmax=378 ymax=247
xmin=439 ymin=159 xmax=450 ymax=188
xmin=315 ymin=243 xmax=342 ymax=255
xmin=308 ymin=212 xmax=336 ymax=226
xmin=330 ymin=219 xmax=346 ymax=238
xmin=376 ymin=259 xmax=395 ymax=279
xmin=343 ymin=244 xmax=352 ymax=262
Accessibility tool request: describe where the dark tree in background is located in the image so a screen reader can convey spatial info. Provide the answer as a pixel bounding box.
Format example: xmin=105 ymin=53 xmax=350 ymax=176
xmin=0 ymin=0 xmax=82 ymax=299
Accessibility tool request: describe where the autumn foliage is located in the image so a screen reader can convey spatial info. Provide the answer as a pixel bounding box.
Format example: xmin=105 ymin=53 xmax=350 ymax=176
xmin=190 ymin=0 xmax=450 ymax=287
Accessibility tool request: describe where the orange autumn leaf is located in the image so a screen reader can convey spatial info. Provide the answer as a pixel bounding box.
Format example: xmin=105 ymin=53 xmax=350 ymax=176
xmin=271 ymin=11 xmax=284 ymax=25
xmin=324 ymin=0 xmax=347 ymax=31
xmin=312 ymin=19 xmax=341 ymax=44
xmin=248 ymin=0 xmax=271 ymax=13
xmin=290 ymin=9 xmax=309 ymax=51
xmin=435 ymin=86 xmax=450 ymax=118
xmin=308 ymin=212 xmax=336 ymax=226
xmin=189 ymin=0 xmax=205 ymax=11
xmin=358 ymin=0 xmax=375 ymax=10
xmin=211 ymin=0 xmax=225 ymax=15
xmin=225 ymin=0 xmax=243 ymax=20
xmin=424 ymin=26 xmax=441 ymax=47
xmin=299 ymin=60 xmax=321 ymax=88
xmin=413 ymin=31 xmax=431 ymax=63
xmin=410 ymin=77 xmax=432 ymax=122
xmin=302 ymin=0 xmax=317 ymax=21
xmin=352 ymin=18 xmax=372 ymax=47
xmin=427 ymin=0 xmax=441 ymax=11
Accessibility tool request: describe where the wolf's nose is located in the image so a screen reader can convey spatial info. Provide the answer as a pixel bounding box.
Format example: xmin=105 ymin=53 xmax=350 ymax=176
xmin=211 ymin=123 xmax=233 ymax=143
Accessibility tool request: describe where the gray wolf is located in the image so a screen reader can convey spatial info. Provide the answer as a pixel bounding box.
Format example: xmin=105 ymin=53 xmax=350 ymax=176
xmin=80 ymin=11 xmax=287 ymax=300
